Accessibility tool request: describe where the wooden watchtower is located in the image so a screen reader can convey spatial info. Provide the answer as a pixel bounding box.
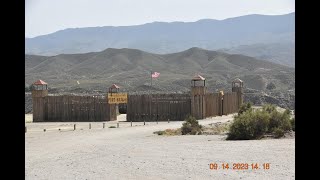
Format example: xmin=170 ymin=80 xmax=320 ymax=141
xmin=108 ymin=84 xmax=120 ymax=121
xmin=31 ymin=79 xmax=48 ymax=122
xmin=232 ymin=78 xmax=244 ymax=108
xmin=109 ymin=84 xmax=120 ymax=95
xmin=190 ymin=75 xmax=207 ymax=119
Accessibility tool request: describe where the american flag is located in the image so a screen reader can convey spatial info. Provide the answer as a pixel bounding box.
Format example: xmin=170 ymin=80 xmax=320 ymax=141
xmin=151 ymin=72 xmax=160 ymax=78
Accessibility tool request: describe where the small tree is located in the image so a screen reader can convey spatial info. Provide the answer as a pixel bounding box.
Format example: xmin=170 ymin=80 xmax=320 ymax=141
xmin=181 ymin=115 xmax=202 ymax=135
xmin=238 ymin=102 xmax=253 ymax=115
xmin=227 ymin=109 xmax=270 ymax=140
xmin=262 ymin=104 xmax=277 ymax=114
xmin=228 ymin=104 xmax=293 ymax=140
xmin=273 ymin=128 xmax=285 ymax=138
xmin=268 ymin=110 xmax=292 ymax=132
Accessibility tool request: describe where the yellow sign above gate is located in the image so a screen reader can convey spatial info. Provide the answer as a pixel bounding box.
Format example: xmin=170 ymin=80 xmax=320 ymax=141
xmin=108 ymin=93 xmax=128 ymax=104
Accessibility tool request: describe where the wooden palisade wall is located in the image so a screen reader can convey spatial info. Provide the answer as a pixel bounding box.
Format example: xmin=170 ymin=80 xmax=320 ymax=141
xmin=33 ymin=95 xmax=115 ymax=122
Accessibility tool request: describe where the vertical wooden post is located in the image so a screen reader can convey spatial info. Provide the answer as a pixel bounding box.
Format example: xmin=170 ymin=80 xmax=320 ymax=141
xmin=89 ymin=123 xmax=91 ymax=129
xmin=149 ymin=93 xmax=152 ymax=122
xmin=117 ymin=122 xmax=119 ymax=128
xmin=103 ymin=123 xmax=105 ymax=128
xmin=156 ymin=96 xmax=158 ymax=124
xmin=131 ymin=121 xmax=132 ymax=127
xmin=218 ymin=93 xmax=222 ymax=116
xmin=74 ymin=124 xmax=76 ymax=130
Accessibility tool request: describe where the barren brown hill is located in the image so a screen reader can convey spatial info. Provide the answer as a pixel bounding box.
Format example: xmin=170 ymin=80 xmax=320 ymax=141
xmin=25 ymin=47 xmax=295 ymax=111
xmin=219 ymin=42 xmax=295 ymax=67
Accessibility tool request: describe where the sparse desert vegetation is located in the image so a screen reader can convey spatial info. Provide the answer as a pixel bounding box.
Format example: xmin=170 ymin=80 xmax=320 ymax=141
xmin=153 ymin=128 xmax=181 ymax=136
xmin=154 ymin=115 xmax=230 ymax=136
xmin=181 ymin=116 xmax=203 ymax=135
xmin=227 ymin=103 xmax=294 ymax=140
xmin=153 ymin=103 xmax=294 ymax=140
xmin=202 ymin=122 xmax=230 ymax=135
xmin=153 ymin=115 xmax=203 ymax=136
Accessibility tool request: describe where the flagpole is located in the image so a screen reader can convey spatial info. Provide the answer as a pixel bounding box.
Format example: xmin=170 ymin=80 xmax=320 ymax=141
xmin=151 ymin=71 xmax=152 ymax=87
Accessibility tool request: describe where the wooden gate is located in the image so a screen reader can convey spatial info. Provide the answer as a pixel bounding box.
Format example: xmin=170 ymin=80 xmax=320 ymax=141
xmin=205 ymin=93 xmax=221 ymax=117
xmin=127 ymin=94 xmax=191 ymax=122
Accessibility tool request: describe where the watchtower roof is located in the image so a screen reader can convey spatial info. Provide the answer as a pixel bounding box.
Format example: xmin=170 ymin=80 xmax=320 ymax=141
xmin=232 ymin=78 xmax=243 ymax=83
xmin=192 ymin=74 xmax=205 ymax=81
xmin=110 ymin=84 xmax=120 ymax=89
xmin=33 ymin=79 xmax=47 ymax=85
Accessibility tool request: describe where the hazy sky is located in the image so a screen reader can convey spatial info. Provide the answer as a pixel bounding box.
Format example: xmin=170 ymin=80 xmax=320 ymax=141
xmin=25 ymin=0 xmax=295 ymax=38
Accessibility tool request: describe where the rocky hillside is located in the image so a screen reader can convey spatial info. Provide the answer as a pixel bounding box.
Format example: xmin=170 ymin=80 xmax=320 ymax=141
xmin=218 ymin=42 xmax=295 ymax=67
xmin=25 ymin=47 xmax=294 ymax=112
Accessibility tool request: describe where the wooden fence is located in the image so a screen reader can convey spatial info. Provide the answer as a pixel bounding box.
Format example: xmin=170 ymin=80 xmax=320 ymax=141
xmin=33 ymin=91 xmax=240 ymax=122
xmin=33 ymin=95 xmax=116 ymax=122
xmin=222 ymin=92 xmax=239 ymax=115
xmin=127 ymin=94 xmax=191 ymax=122
xmin=126 ymin=92 xmax=240 ymax=122
xmin=205 ymin=93 xmax=222 ymax=117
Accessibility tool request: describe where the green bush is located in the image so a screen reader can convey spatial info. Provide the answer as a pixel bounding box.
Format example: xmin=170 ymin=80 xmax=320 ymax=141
xmin=284 ymin=109 xmax=291 ymax=115
xmin=227 ymin=109 xmax=269 ymax=140
xmin=252 ymin=110 xmax=270 ymax=137
xmin=238 ymin=102 xmax=253 ymax=115
xmin=273 ymin=128 xmax=285 ymax=138
xmin=228 ymin=104 xmax=294 ymax=140
xmin=227 ymin=114 xmax=255 ymax=140
xmin=262 ymin=104 xmax=277 ymax=114
xmin=291 ymin=118 xmax=295 ymax=131
xmin=181 ymin=116 xmax=202 ymax=135
xmin=268 ymin=110 xmax=292 ymax=132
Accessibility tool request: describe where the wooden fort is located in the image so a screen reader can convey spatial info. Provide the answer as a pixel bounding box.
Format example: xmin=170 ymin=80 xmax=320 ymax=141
xmin=32 ymin=77 xmax=243 ymax=122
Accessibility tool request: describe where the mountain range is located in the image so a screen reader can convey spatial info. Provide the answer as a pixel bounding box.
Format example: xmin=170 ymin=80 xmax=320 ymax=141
xmin=25 ymin=13 xmax=295 ymax=61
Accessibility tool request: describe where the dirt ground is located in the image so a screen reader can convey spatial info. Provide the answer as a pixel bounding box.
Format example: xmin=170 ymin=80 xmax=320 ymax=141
xmin=25 ymin=114 xmax=295 ymax=180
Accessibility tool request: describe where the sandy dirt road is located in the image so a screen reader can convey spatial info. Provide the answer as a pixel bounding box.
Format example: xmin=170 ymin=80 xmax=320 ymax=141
xmin=25 ymin=114 xmax=294 ymax=180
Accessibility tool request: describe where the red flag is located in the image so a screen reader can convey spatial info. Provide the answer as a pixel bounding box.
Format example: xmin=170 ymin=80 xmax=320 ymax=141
xmin=151 ymin=72 xmax=160 ymax=78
